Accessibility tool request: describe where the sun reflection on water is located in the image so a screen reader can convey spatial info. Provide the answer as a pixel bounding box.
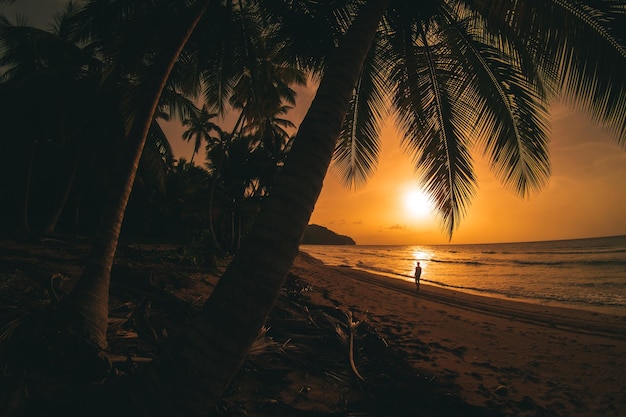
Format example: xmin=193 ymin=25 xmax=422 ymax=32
xmin=409 ymin=249 xmax=434 ymax=276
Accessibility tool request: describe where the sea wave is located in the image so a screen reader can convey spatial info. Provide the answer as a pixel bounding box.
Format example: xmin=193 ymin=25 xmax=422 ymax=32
xmin=426 ymin=257 xmax=626 ymax=268
xmin=419 ymin=279 xmax=626 ymax=308
xmin=356 ymin=262 xmax=411 ymax=279
xmin=477 ymin=248 xmax=626 ymax=256
xmin=429 ymin=258 xmax=487 ymax=266
xmin=301 ymin=236 xmax=626 ymax=315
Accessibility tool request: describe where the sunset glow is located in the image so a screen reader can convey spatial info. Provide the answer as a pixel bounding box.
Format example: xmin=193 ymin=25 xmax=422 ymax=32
xmin=309 ymin=105 xmax=626 ymax=245
xmin=7 ymin=2 xmax=623 ymax=247
xmin=402 ymin=187 xmax=434 ymax=220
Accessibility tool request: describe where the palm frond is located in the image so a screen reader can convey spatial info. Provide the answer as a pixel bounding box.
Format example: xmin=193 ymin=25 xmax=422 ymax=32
xmin=332 ymin=32 xmax=388 ymax=190
xmin=261 ymin=0 xmax=357 ymax=74
xmin=159 ymin=87 xmax=199 ymax=122
xmin=393 ymin=22 xmax=477 ymax=237
xmin=138 ymin=120 xmax=174 ymax=194
xmin=470 ymin=0 xmax=626 ymax=145
xmin=440 ymin=4 xmax=551 ymax=197
xmin=181 ymin=104 xmax=223 ymax=162
xmin=0 ymin=18 xmax=99 ymax=83
xmin=186 ymin=1 xmax=240 ymax=115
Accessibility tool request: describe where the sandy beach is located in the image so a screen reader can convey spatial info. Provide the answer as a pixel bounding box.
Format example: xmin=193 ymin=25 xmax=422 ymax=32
xmin=2 ymin=241 xmax=625 ymax=417
xmin=290 ymin=252 xmax=626 ymax=417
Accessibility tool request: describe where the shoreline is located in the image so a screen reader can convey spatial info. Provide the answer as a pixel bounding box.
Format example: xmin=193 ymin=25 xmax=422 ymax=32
xmin=291 ymin=252 xmax=626 ymax=416
xmin=351 ymin=265 xmax=626 ymax=318
xmin=333 ymin=265 xmax=626 ymax=340
xmin=299 ymin=238 xmax=626 ymax=317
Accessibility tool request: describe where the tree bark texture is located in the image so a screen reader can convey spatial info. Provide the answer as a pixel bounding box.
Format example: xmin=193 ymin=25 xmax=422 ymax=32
xmin=58 ymin=1 xmax=212 ymax=349
xmin=133 ymin=1 xmax=391 ymax=415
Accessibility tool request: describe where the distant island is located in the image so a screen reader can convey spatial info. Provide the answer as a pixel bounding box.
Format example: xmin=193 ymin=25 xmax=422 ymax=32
xmin=301 ymin=224 xmax=356 ymax=245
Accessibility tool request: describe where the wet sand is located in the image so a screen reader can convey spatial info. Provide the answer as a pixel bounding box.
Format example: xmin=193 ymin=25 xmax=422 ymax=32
xmin=290 ymin=252 xmax=626 ymax=417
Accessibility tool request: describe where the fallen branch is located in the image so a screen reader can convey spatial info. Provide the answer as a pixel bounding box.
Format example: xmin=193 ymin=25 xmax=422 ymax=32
xmin=347 ymin=311 xmax=365 ymax=382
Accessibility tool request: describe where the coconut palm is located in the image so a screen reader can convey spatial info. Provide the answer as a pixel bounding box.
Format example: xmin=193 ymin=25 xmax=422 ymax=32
xmin=181 ymin=104 xmax=222 ymax=163
xmin=228 ymin=30 xmax=307 ymax=131
xmin=205 ymin=103 xmax=297 ymax=252
xmin=244 ymin=103 xmax=296 ymax=160
xmin=0 ymin=2 xmax=101 ymax=236
xmin=55 ymin=0 xmax=311 ymax=349
xmin=0 ymin=3 xmax=189 ymax=237
xmin=56 ymin=0 xmax=215 ymax=349
xmin=123 ymin=1 xmax=625 ymax=415
xmin=196 ymin=20 xmax=308 ymax=250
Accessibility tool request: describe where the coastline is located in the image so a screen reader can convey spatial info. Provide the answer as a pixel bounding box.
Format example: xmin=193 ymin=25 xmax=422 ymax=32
xmin=299 ymin=237 xmax=626 ymax=317
xmin=351 ymin=265 xmax=626 ymax=317
xmin=291 ymin=252 xmax=626 ymax=416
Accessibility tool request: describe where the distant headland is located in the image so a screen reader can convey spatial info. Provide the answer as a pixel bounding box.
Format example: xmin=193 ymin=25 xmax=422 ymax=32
xmin=301 ymin=224 xmax=356 ymax=245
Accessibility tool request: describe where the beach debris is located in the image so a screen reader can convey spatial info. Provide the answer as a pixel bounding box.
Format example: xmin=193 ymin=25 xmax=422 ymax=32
xmin=246 ymin=326 xmax=294 ymax=359
xmin=319 ymin=309 xmax=367 ymax=381
xmin=49 ymin=273 xmax=70 ymax=303
xmin=347 ymin=311 xmax=366 ymax=382
xmin=495 ymin=385 xmax=508 ymax=396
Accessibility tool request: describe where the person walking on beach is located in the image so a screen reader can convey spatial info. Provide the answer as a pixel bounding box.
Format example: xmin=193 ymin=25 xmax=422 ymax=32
xmin=414 ymin=262 xmax=422 ymax=292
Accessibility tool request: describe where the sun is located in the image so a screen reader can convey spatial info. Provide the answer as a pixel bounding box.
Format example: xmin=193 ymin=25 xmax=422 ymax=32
xmin=403 ymin=188 xmax=434 ymax=219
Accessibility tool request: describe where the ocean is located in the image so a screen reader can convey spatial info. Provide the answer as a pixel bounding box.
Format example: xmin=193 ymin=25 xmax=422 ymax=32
xmin=300 ymin=235 xmax=626 ymax=316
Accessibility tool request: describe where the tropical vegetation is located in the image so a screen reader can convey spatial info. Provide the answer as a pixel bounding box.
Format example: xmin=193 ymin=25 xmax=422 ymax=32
xmin=0 ymin=0 xmax=625 ymax=415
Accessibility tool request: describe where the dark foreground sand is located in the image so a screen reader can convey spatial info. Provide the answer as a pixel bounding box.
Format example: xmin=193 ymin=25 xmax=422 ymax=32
xmin=290 ymin=252 xmax=626 ymax=417
xmin=2 ymin=241 xmax=625 ymax=417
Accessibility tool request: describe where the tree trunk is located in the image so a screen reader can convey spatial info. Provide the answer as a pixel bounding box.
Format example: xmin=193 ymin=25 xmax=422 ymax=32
xmin=73 ymin=196 xmax=81 ymax=236
xmin=58 ymin=1 xmax=212 ymax=350
xmin=41 ymin=154 xmax=79 ymax=235
xmin=235 ymin=202 xmax=242 ymax=251
xmin=207 ymin=171 xmax=221 ymax=250
xmin=228 ymin=197 xmax=235 ymax=254
xmin=18 ymin=141 xmax=36 ymax=236
xmin=130 ymin=1 xmax=390 ymax=415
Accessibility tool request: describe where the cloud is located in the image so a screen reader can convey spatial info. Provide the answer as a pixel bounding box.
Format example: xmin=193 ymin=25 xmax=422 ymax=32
xmin=386 ymin=224 xmax=407 ymax=231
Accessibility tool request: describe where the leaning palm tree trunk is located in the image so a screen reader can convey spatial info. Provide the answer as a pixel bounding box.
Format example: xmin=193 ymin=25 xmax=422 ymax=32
xmin=59 ymin=1 xmax=211 ymax=349
xmin=132 ymin=1 xmax=391 ymax=415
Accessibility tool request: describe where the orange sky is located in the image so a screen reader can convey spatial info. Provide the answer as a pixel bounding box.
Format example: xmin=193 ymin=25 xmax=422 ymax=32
xmin=5 ymin=1 xmax=626 ymax=245
xmin=308 ymin=104 xmax=626 ymax=245
xmin=168 ymin=83 xmax=626 ymax=245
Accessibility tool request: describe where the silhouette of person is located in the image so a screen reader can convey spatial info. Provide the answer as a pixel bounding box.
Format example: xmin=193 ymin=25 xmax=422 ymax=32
xmin=414 ymin=262 xmax=422 ymax=292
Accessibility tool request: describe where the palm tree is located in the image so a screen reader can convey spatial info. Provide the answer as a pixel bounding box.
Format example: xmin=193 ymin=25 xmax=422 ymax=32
xmin=157 ymin=158 xmax=212 ymax=242
xmin=55 ymin=0 xmax=311 ymax=349
xmin=134 ymin=5 xmax=390 ymax=414
xmin=181 ymin=104 xmax=222 ymax=163
xmin=245 ymin=103 xmax=296 ymax=160
xmin=125 ymin=1 xmax=625 ymax=415
xmin=0 ymin=3 xmax=190 ymax=238
xmin=196 ymin=21 xmax=308 ymax=251
xmin=204 ymin=131 xmax=264 ymax=252
xmin=54 ymin=0 xmax=310 ymax=350
xmin=56 ymin=0 xmax=214 ymax=349
xmin=208 ymin=104 xmax=298 ymax=252
xmin=0 ymin=2 xmax=102 ymax=236
xmin=228 ymin=30 xmax=307 ymax=131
